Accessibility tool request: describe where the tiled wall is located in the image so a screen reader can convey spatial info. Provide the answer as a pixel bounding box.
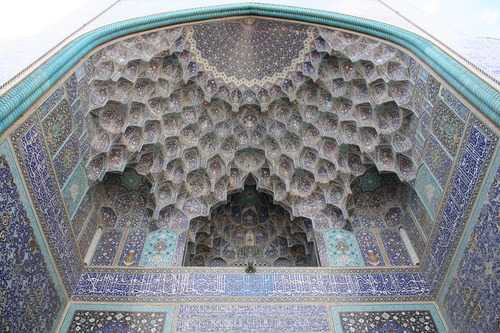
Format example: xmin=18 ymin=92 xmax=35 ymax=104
xmin=0 ymin=141 xmax=65 ymax=332
xmin=0 ymin=19 xmax=498 ymax=333
xmin=59 ymin=302 xmax=447 ymax=332
xmin=439 ymin=160 xmax=500 ymax=332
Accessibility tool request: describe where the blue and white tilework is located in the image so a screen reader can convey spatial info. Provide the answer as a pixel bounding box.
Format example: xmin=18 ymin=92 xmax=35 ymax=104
xmin=440 ymin=86 xmax=470 ymax=120
xmin=11 ymin=116 xmax=82 ymax=291
xmin=0 ymin=143 xmax=62 ymax=333
xmin=60 ymin=303 xmax=175 ymax=333
xmin=331 ymin=304 xmax=447 ymax=332
xmin=424 ymin=134 xmax=452 ymax=188
xmin=442 ymin=164 xmax=500 ymax=332
xmin=139 ymin=229 xmax=178 ymax=267
xmin=355 ymin=229 xmax=386 ymax=266
xmin=324 ymin=229 xmax=363 ymax=266
xmin=61 ymin=163 xmax=88 ymax=219
xmin=52 ymin=132 xmax=80 ymax=188
xmin=423 ymin=123 xmax=495 ymax=291
xmin=176 ymin=304 xmax=331 ymax=332
xmin=380 ymin=229 xmax=412 ymax=266
xmin=73 ymin=272 xmax=431 ymax=299
xmin=119 ymin=229 xmax=147 ymax=266
xmin=91 ymin=229 xmax=123 ymax=266
xmin=414 ymin=164 xmax=443 ymax=220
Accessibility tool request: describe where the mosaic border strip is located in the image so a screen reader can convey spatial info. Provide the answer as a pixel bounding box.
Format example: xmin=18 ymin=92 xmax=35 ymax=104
xmin=0 ymin=3 xmax=499 ymax=135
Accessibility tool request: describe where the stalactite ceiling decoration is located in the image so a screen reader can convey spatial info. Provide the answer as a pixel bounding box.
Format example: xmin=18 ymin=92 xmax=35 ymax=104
xmin=85 ymin=17 xmax=419 ymax=225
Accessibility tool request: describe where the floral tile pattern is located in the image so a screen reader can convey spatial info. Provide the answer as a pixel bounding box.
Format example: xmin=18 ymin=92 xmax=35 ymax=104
xmin=139 ymin=229 xmax=178 ymax=267
xmin=0 ymin=151 xmax=61 ymax=332
xmin=60 ymin=304 xmax=175 ymax=333
xmin=11 ymin=116 xmax=82 ymax=292
xmin=324 ymin=229 xmax=363 ymax=266
xmin=442 ymin=165 xmax=500 ymax=332
xmin=414 ymin=164 xmax=443 ymax=220
xmin=332 ymin=304 xmax=446 ymax=332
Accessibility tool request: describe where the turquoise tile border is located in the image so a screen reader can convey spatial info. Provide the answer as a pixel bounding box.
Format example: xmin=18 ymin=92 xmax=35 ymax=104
xmin=0 ymin=3 xmax=499 ymax=135
xmin=59 ymin=303 xmax=175 ymax=333
xmin=331 ymin=303 xmax=447 ymax=332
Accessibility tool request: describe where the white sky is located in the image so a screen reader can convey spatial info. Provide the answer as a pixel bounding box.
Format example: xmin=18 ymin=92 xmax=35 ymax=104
xmin=0 ymin=0 xmax=499 ymax=40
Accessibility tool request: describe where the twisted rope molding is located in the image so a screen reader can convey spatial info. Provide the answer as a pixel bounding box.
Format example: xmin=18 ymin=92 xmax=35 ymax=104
xmin=0 ymin=2 xmax=499 ymax=134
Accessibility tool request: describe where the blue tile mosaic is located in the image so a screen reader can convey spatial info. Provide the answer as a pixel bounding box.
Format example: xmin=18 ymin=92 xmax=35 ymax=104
xmin=60 ymin=303 xmax=175 ymax=333
xmin=176 ymin=304 xmax=331 ymax=332
xmin=324 ymin=229 xmax=363 ymax=266
xmin=91 ymin=229 xmax=123 ymax=266
xmin=41 ymin=99 xmax=73 ymax=156
xmin=380 ymin=229 xmax=412 ymax=266
xmin=431 ymin=100 xmax=464 ymax=157
xmin=440 ymin=86 xmax=470 ymax=120
xmin=331 ymin=304 xmax=447 ymax=332
xmin=73 ymin=272 xmax=431 ymax=299
xmin=423 ymin=134 xmax=452 ymax=188
xmin=118 ymin=229 xmax=147 ymax=266
xmin=423 ymin=123 xmax=495 ymax=291
xmin=0 ymin=149 xmax=62 ymax=332
xmin=139 ymin=229 xmax=178 ymax=267
xmin=52 ymin=132 xmax=80 ymax=188
xmin=11 ymin=116 xmax=82 ymax=291
xmin=414 ymin=163 xmax=443 ymax=220
xmin=38 ymin=86 xmax=65 ymax=119
xmin=355 ymin=229 xmax=386 ymax=266
xmin=61 ymin=163 xmax=88 ymax=219
xmin=442 ymin=165 xmax=500 ymax=332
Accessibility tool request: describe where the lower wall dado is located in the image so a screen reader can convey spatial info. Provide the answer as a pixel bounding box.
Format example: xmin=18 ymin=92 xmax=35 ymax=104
xmin=58 ymin=302 xmax=447 ymax=332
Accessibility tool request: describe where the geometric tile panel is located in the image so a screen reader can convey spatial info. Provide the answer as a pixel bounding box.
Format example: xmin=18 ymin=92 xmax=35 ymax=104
xmin=324 ymin=229 xmax=363 ymax=266
xmin=139 ymin=229 xmax=178 ymax=267
xmin=442 ymin=165 xmax=500 ymax=332
xmin=176 ymin=304 xmax=331 ymax=332
xmin=60 ymin=304 xmax=175 ymax=333
xmin=331 ymin=304 xmax=447 ymax=332
xmin=0 ymin=151 xmax=62 ymax=333
xmin=380 ymin=229 xmax=413 ymax=266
